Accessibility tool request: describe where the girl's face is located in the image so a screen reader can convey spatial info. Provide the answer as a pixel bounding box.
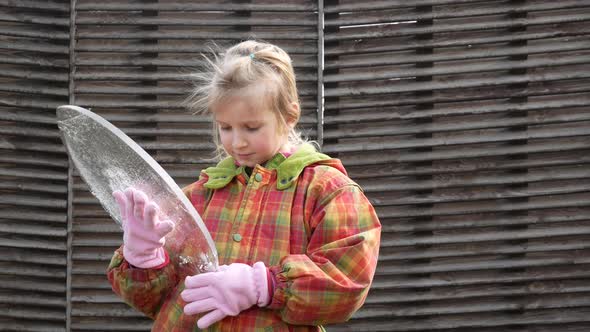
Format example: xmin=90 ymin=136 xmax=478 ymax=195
xmin=213 ymin=97 xmax=291 ymax=168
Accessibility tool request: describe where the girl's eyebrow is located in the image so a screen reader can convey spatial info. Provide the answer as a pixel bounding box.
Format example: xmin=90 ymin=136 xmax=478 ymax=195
xmin=216 ymin=119 xmax=264 ymax=126
xmin=244 ymin=120 xmax=263 ymax=126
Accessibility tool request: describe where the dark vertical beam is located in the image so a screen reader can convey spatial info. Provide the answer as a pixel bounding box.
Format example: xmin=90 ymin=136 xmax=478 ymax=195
xmin=66 ymin=0 xmax=77 ymax=330
xmin=316 ymin=0 xmax=324 ymax=148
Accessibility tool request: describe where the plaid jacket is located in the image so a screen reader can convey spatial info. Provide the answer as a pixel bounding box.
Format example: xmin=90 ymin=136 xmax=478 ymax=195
xmin=108 ymin=144 xmax=381 ymax=331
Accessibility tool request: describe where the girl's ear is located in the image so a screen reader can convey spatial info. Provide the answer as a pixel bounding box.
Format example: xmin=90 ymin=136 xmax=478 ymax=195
xmin=286 ymin=102 xmax=300 ymax=129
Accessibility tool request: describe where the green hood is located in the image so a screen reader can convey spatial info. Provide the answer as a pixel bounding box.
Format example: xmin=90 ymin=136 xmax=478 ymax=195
xmin=202 ymin=143 xmax=332 ymax=190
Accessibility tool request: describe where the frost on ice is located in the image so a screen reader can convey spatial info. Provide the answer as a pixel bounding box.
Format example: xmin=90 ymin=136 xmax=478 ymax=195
xmin=57 ymin=105 xmax=218 ymax=274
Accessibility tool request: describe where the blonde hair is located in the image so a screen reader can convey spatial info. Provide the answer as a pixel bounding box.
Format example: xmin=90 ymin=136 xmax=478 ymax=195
xmin=186 ymin=40 xmax=305 ymax=160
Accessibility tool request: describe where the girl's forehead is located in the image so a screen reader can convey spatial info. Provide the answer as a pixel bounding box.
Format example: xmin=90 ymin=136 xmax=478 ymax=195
xmin=213 ymin=83 xmax=274 ymax=109
xmin=212 ymin=93 xmax=272 ymax=118
xmin=213 ymin=100 xmax=273 ymax=123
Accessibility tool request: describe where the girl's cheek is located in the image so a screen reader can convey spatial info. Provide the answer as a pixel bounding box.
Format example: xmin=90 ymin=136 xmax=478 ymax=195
xmin=219 ymin=132 xmax=231 ymax=147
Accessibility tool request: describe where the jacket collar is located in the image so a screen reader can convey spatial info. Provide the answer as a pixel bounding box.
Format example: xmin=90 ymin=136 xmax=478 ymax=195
xmin=203 ymin=143 xmax=331 ymax=190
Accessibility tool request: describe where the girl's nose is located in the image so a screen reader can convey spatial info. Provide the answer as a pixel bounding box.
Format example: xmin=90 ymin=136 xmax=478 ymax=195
xmin=233 ymin=133 xmax=247 ymax=148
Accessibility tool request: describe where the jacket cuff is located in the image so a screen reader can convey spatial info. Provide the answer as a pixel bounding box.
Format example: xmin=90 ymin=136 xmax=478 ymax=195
xmin=110 ymin=247 xmax=176 ymax=283
xmin=128 ymin=250 xmax=170 ymax=270
xmin=266 ymin=267 xmax=275 ymax=302
xmin=267 ymin=265 xmax=287 ymax=310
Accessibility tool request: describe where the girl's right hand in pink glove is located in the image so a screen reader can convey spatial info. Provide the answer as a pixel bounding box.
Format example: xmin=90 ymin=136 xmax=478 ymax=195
xmin=113 ymin=187 xmax=174 ymax=269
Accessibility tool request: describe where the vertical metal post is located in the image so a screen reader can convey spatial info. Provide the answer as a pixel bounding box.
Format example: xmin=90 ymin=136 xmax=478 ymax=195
xmin=316 ymin=0 xmax=324 ymax=148
xmin=66 ymin=1 xmax=77 ymax=330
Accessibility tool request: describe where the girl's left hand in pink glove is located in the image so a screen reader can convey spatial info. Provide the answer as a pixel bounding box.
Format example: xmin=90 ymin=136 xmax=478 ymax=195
xmin=113 ymin=187 xmax=174 ymax=269
xmin=181 ymin=262 xmax=271 ymax=329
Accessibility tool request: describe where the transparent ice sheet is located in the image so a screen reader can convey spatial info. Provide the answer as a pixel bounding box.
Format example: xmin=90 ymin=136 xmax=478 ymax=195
xmin=57 ymin=105 xmax=218 ymax=274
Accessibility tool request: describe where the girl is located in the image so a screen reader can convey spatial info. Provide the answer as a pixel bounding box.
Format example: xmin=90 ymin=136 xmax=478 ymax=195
xmin=107 ymin=40 xmax=381 ymax=331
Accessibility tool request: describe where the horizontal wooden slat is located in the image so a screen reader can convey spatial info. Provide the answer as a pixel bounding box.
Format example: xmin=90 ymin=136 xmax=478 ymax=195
xmin=368 ymin=180 xmax=590 ymax=207
xmin=0 ymin=24 xmax=69 ymax=40
xmin=372 ymin=264 xmax=590 ymax=290
xmin=326 ymin=0 xmax=590 ymax=27
xmin=0 ymin=219 xmax=67 ymax=237
xmin=0 ymin=193 xmax=67 ymax=209
xmin=325 ymin=53 xmax=590 ymax=83
xmin=70 ymin=318 xmax=151 ymax=331
xmin=377 ymin=251 xmax=590 ymax=275
xmin=325 ymin=0 xmax=486 ymax=13
xmin=361 ymin=165 xmax=590 ymax=192
xmin=325 ymin=11 xmax=590 ymax=41
xmin=326 ymin=105 xmax=590 ymax=139
xmin=381 ymin=207 xmax=590 ymax=232
xmin=0 ymin=11 xmax=68 ymax=26
xmin=0 ymin=67 xmax=68 ymax=81
xmin=358 ymin=295 xmax=590 ymax=318
xmin=73 ymin=84 xmax=316 ymax=96
xmin=2 ymin=247 xmax=66 ymax=265
xmin=0 ymin=319 xmax=65 ymax=332
xmin=325 ymin=66 xmax=590 ymax=97
xmin=0 ymin=151 xmax=68 ymax=168
xmin=72 ymin=246 xmax=121 ymax=261
xmin=326 ymin=20 xmax=590 ymax=55
xmin=348 ymin=150 xmax=590 ymax=181
xmin=336 ymin=136 xmax=590 ymax=166
xmin=73 ymin=70 xmax=316 ymax=82
xmin=71 ymin=275 xmax=113 ymax=290
xmin=0 ymin=54 xmax=68 ymax=67
xmin=71 ymin=302 xmax=145 ymax=317
xmin=367 ymin=278 xmax=590 ymax=304
xmin=326 ymin=37 xmax=590 ymax=70
xmin=0 ymin=235 xmax=67 ymax=251
xmin=0 ymin=262 xmax=66 ymax=278
xmin=380 ymin=234 xmax=590 ymax=261
xmin=326 ymin=80 xmax=590 ymax=111
xmin=0 ymin=0 xmax=67 ymax=11
xmin=0 ymin=290 xmax=65 ymax=307
xmin=74 ymin=52 xmax=317 ymax=67
xmin=0 ymin=167 xmax=67 ymax=180
xmin=382 ymin=225 xmax=590 ymax=248
xmin=340 ymin=308 xmax=590 ymax=331
xmin=0 ymin=123 xmax=63 ymax=138
xmin=0 ymin=208 xmax=67 ymax=223
xmin=74 ymin=40 xmax=318 ymax=54
xmin=325 ymin=97 xmax=590 ymax=128
xmin=324 ymin=120 xmax=590 ymax=154
xmin=0 ymin=82 xmax=68 ymax=97
xmin=76 ymin=29 xmax=318 ymax=40
xmin=0 ymin=304 xmax=66 ymax=321
xmin=376 ymin=192 xmax=590 ymax=218
xmin=76 ymin=14 xmax=316 ymax=27
xmin=71 ymin=290 xmax=128 ymax=304
xmin=75 ymin=2 xmax=317 ymax=12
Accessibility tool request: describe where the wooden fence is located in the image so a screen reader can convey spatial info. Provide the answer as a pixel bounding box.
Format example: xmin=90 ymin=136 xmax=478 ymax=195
xmin=2 ymin=0 xmax=590 ymax=331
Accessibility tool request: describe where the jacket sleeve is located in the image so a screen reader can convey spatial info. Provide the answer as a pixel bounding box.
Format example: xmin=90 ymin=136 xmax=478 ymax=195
xmin=106 ymin=174 xmax=211 ymax=320
xmin=106 ymin=247 xmax=179 ymax=319
xmin=268 ymin=171 xmax=381 ymax=325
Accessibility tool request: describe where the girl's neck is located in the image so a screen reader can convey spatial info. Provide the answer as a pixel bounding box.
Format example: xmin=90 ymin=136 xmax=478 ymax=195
xmin=279 ymin=142 xmax=295 ymax=157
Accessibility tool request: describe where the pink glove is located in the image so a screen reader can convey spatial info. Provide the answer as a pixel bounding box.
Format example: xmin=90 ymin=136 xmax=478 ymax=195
xmin=181 ymin=262 xmax=271 ymax=329
xmin=113 ymin=187 xmax=174 ymax=269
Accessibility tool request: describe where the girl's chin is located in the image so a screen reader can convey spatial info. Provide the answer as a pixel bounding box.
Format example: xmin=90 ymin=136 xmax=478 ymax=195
xmin=234 ymin=157 xmax=256 ymax=167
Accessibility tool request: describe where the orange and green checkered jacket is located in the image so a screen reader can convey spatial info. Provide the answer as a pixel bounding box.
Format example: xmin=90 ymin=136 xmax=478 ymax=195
xmin=107 ymin=143 xmax=381 ymax=331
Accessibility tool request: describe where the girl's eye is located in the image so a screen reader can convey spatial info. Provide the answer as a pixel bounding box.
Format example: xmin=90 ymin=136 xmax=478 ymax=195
xmin=247 ymin=127 xmax=260 ymax=132
xmin=219 ymin=126 xmax=231 ymax=131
